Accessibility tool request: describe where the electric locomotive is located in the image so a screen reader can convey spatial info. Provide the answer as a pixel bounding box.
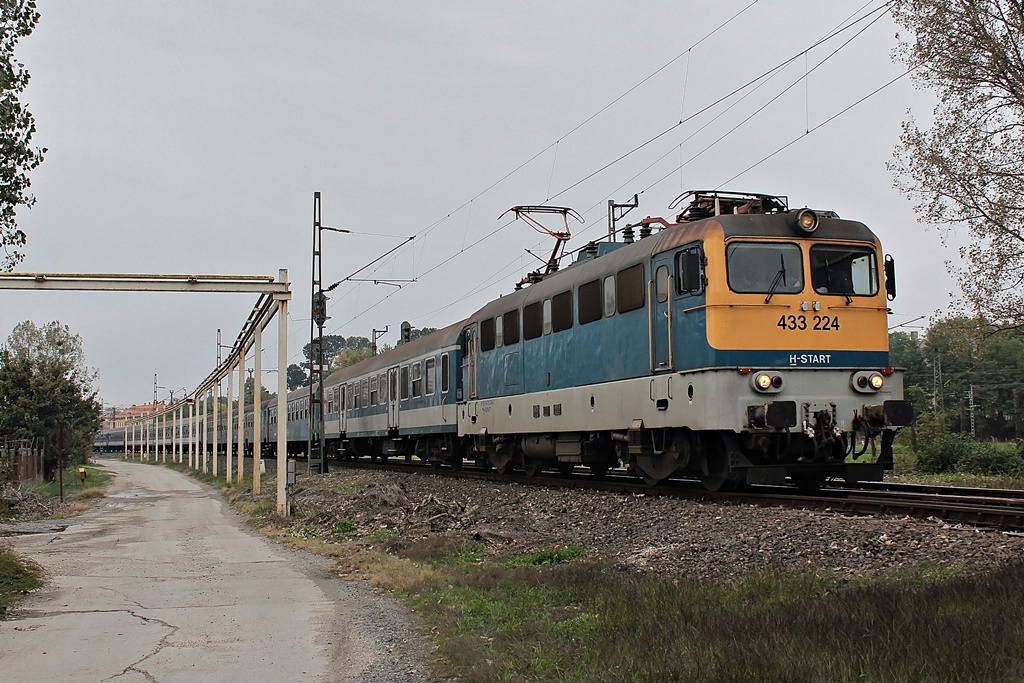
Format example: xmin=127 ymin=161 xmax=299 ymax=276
xmin=454 ymin=190 xmax=911 ymax=489
xmin=233 ymin=190 xmax=910 ymax=492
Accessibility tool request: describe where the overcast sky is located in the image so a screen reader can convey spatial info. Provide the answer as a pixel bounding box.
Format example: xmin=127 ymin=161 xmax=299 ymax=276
xmin=2 ymin=1 xmax=949 ymax=408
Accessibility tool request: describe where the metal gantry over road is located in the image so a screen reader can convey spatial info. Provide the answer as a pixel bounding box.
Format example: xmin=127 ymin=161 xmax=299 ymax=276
xmin=0 ymin=270 xmax=294 ymax=515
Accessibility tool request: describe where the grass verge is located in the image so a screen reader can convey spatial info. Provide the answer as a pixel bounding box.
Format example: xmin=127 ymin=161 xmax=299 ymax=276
xmin=0 ymin=545 xmax=43 ymax=617
xmin=159 ymin=458 xmax=1024 ymax=682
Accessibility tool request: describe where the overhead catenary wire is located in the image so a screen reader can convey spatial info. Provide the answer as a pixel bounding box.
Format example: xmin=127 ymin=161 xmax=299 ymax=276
xmin=306 ymin=2 xmax=901 ymax=360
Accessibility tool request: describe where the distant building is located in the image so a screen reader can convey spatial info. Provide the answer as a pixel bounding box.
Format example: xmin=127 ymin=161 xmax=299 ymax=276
xmin=104 ymin=402 xmax=166 ymax=430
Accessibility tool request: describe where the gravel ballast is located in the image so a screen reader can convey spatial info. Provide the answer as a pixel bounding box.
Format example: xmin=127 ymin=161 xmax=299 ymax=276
xmin=288 ymin=469 xmax=1024 ymax=579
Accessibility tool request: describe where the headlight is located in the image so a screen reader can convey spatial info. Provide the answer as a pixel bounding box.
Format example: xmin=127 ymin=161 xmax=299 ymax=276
xmin=851 ymin=371 xmax=884 ymax=393
xmin=793 ymin=208 xmax=819 ymax=234
xmin=751 ymin=371 xmax=783 ymax=393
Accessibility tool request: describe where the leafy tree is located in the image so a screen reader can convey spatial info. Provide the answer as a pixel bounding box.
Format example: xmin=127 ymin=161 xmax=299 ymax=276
xmin=286 ymin=363 xmax=308 ymax=391
xmin=0 ymin=1 xmax=44 ymax=271
xmin=396 ymin=326 xmax=438 ymax=346
xmin=330 ymin=346 xmax=372 ymax=371
xmin=243 ymin=375 xmax=274 ymax=406
xmin=889 ymin=331 xmax=929 ymax=391
xmin=301 ymin=334 xmax=348 ymax=371
xmin=890 ymin=1 xmax=1024 ymax=325
xmin=0 ymin=321 xmax=102 ymax=473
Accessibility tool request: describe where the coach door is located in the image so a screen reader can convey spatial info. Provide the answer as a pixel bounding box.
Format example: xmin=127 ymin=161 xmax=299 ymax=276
xmin=338 ymin=385 xmax=347 ymax=434
xmin=461 ymin=325 xmax=478 ymax=400
xmin=651 ymin=257 xmax=674 ymax=372
xmin=387 ymin=366 xmax=400 ymax=429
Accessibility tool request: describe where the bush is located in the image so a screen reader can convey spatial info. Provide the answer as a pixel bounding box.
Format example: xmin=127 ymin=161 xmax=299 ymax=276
xmin=957 ymin=441 xmax=1024 ymax=476
xmin=916 ymin=431 xmax=974 ymax=473
xmin=913 ymin=410 xmax=1024 ymax=475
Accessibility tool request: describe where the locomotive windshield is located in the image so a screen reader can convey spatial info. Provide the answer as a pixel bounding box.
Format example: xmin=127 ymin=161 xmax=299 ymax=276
xmin=726 ymin=242 xmax=803 ymax=294
xmin=809 ymin=244 xmax=878 ymax=296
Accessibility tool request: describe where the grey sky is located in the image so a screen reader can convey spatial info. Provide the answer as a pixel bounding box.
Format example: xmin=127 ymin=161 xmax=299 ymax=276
xmin=3 ymin=1 xmax=946 ymax=408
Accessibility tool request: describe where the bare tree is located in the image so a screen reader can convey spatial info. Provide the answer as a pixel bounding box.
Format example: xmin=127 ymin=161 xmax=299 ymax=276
xmin=0 ymin=1 xmax=44 ymax=270
xmin=890 ymin=0 xmax=1024 ymax=326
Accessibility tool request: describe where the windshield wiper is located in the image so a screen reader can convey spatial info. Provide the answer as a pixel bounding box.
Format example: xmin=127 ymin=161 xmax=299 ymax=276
xmin=764 ymin=254 xmax=787 ymax=303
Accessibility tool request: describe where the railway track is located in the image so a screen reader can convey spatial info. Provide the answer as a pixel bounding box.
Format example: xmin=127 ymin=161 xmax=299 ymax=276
xmin=300 ymin=456 xmax=1024 ymax=532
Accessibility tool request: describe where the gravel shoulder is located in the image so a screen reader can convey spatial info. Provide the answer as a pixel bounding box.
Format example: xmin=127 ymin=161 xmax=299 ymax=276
xmin=286 ymin=468 xmax=1024 ymax=580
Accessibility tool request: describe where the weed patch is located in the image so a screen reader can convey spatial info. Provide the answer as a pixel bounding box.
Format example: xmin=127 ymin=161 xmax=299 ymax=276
xmin=0 ymin=545 xmax=43 ymax=617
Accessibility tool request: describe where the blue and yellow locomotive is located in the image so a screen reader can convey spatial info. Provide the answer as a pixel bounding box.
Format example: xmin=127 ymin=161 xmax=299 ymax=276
xmin=301 ymin=190 xmax=911 ymax=490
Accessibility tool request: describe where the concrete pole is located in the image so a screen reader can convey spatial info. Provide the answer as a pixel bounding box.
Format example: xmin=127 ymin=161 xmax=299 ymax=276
xmin=276 ymin=272 xmax=289 ymax=517
xmin=160 ymin=412 xmax=166 ymax=463
xmin=188 ymin=400 xmax=194 ymax=469
xmin=201 ymin=391 xmax=209 ymax=473
xmin=143 ymin=419 xmax=149 ymax=461
xmin=123 ymin=421 xmax=128 ymax=459
xmin=225 ymin=364 xmax=234 ymax=485
xmin=174 ymin=405 xmax=180 ymax=463
xmin=237 ymin=350 xmax=245 ymax=486
xmin=212 ymin=382 xmax=219 ymax=477
xmin=253 ymin=322 xmax=262 ymax=495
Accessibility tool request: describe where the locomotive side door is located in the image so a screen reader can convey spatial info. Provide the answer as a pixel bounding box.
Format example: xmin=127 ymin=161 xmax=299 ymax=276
xmin=387 ymin=367 xmax=400 ymax=429
xmin=651 ymin=256 xmax=674 ymax=372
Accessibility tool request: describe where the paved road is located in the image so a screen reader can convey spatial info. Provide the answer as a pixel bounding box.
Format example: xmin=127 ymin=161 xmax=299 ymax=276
xmin=0 ymin=459 xmax=425 ymax=682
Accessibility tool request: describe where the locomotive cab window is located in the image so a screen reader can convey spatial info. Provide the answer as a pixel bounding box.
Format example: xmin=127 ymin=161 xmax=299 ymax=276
xmin=676 ymin=244 xmax=705 ymax=296
xmin=726 ymin=242 xmax=803 ymax=294
xmin=810 ymin=245 xmax=878 ymax=296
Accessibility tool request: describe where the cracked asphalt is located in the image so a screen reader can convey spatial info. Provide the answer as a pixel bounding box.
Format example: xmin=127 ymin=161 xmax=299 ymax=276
xmin=0 ymin=459 xmax=428 ymax=682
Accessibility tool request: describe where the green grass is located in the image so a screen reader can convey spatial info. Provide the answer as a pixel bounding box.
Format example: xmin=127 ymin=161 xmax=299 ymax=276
xmin=0 ymin=545 xmax=43 ymax=618
xmin=408 ymin=560 xmax=1024 ymax=682
xmin=890 ymin=442 xmax=1024 ymax=488
xmin=34 ymin=463 xmax=113 ymax=500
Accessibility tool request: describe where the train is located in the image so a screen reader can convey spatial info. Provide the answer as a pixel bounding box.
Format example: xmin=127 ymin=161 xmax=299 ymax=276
xmin=107 ymin=190 xmax=913 ymax=491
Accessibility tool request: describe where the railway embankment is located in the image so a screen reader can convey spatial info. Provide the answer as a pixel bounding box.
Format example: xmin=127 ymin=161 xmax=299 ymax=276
xmin=218 ymin=463 xmax=1024 ymax=681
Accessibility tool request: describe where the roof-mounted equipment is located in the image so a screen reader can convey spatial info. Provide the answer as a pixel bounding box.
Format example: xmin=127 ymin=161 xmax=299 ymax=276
xmin=669 ymin=190 xmax=788 ymax=223
xmin=501 ymin=205 xmax=583 ymax=288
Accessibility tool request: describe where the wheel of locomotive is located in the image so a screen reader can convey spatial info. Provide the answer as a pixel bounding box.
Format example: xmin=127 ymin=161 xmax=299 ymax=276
xmin=523 ymin=457 xmax=541 ymax=477
xmin=558 ymin=463 xmax=574 ymax=476
xmin=700 ymin=443 xmax=731 ymax=492
xmin=589 ymin=464 xmax=608 ymax=478
xmin=635 ymin=433 xmax=690 ymax=486
xmin=489 ymin=446 xmax=514 ymax=474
